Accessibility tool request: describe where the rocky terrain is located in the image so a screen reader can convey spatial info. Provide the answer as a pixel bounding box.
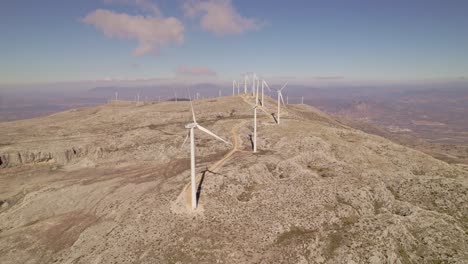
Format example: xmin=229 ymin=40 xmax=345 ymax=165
xmin=0 ymin=95 xmax=467 ymax=263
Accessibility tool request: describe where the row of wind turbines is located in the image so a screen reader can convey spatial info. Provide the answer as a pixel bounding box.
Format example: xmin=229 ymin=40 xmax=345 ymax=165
xmin=182 ymin=73 xmax=290 ymax=210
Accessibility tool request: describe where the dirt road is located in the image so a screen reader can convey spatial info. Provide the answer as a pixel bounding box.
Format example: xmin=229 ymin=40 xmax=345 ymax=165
xmin=182 ymin=119 xmax=246 ymax=209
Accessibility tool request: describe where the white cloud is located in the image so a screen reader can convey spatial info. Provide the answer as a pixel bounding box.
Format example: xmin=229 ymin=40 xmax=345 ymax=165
xmin=103 ymin=0 xmax=161 ymax=16
xmin=82 ymin=9 xmax=184 ymax=56
xmin=183 ymin=0 xmax=262 ymax=35
xmin=176 ymin=65 xmax=217 ymax=76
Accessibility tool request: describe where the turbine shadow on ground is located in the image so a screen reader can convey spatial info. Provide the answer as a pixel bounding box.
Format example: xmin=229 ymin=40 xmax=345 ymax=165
xmin=271 ymin=113 xmax=278 ymax=124
xmin=196 ymin=168 xmax=219 ymax=203
xmin=248 ymin=134 xmax=254 ymax=151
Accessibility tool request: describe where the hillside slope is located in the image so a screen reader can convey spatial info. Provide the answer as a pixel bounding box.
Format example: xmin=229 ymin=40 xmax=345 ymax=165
xmin=0 ymin=95 xmax=467 ymax=263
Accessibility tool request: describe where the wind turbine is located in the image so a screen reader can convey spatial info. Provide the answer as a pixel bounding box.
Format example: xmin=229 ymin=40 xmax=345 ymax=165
xmin=274 ymin=82 xmax=288 ymax=125
xmin=234 ymin=80 xmax=241 ymax=95
xmin=261 ymin=80 xmax=271 ymax=106
xmin=244 ymin=74 xmax=248 ymax=94
xmin=252 ymin=81 xmax=260 ymax=153
xmin=173 ymin=88 xmax=178 ymax=102
xmin=232 ymin=80 xmax=239 ymax=96
xmin=251 ymin=73 xmax=257 ymax=96
xmin=182 ymin=98 xmax=230 ymax=209
xmin=257 ymin=79 xmax=260 ymax=100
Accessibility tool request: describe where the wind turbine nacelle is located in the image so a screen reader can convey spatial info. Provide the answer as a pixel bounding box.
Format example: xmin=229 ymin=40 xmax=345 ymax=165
xmin=185 ymin=123 xmax=197 ymax=129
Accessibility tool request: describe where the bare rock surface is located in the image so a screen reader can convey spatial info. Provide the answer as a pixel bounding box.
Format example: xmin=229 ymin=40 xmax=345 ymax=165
xmin=0 ymin=96 xmax=467 ymax=263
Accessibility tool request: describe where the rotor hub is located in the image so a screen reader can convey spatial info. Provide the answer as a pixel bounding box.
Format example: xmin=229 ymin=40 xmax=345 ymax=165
xmin=185 ymin=123 xmax=197 ymax=129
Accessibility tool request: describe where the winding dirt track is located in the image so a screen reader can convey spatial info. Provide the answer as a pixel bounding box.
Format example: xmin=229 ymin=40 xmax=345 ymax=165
xmin=182 ymin=119 xmax=246 ymax=209
xmin=178 ymin=95 xmax=279 ymax=210
xmin=177 ymin=95 xmax=257 ymax=209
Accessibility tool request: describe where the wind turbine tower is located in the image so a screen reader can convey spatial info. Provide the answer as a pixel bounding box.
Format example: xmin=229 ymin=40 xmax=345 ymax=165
xmin=232 ymin=81 xmax=235 ymax=96
xmin=244 ymin=74 xmax=248 ymax=94
xmin=251 ymin=73 xmax=257 ymax=96
xmin=253 ymin=82 xmax=260 ymax=152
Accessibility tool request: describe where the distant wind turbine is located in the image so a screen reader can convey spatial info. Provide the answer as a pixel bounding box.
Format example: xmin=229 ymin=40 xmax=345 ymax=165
xmin=252 ymin=82 xmax=260 ymax=153
xmin=173 ymin=89 xmax=178 ymax=102
xmin=274 ymin=82 xmax=288 ymax=124
xmin=182 ymin=97 xmax=230 ymax=209
xmin=244 ymin=74 xmax=248 ymax=94
xmin=233 ymin=80 xmax=240 ymax=96
xmin=261 ymin=80 xmax=271 ymax=106
xmin=251 ymin=73 xmax=257 ymax=96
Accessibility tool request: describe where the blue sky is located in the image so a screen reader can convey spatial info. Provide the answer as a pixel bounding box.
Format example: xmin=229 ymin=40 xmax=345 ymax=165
xmin=1 ymin=0 xmax=468 ymax=86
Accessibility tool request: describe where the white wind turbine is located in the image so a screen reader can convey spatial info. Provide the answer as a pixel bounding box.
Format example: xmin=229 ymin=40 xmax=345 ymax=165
xmin=244 ymin=74 xmax=249 ymax=94
xmin=182 ymin=98 xmax=230 ymax=210
xmin=251 ymin=73 xmax=256 ymax=96
xmin=256 ymin=79 xmax=260 ymax=100
xmin=173 ymin=88 xmax=178 ymax=102
xmin=274 ymin=82 xmax=288 ymax=124
xmin=232 ymin=80 xmax=240 ymax=96
xmin=252 ymin=81 xmax=261 ymax=153
xmin=261 ymin=79 xmax=271 ymax=106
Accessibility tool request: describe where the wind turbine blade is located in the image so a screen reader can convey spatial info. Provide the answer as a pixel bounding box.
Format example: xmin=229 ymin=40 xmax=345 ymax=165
xmin=186 ymin=88 xmax=197 ymax=123
xmin=280 ymin=93 xmax=285 ymax=105
xmin=197 ymin=125 xmax=230 ymax=145
xmin=189 ymin=100 xmax=197 ymax=123
xmin=263 ymin=80 xmax=271 ymax=91
xmin=181 ymin=132 xmax=189 ymax=147
xmin=279 ymin=82 xmax=288 ymax=91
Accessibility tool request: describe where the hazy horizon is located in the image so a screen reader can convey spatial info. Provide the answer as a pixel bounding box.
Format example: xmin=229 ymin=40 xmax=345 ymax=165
xmin=1 ymin=0 xmax=467 ymax=142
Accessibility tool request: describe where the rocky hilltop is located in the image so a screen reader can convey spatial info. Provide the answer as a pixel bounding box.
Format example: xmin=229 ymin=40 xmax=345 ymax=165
xmin=0 ymin=95 xmax=467 ymax=263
